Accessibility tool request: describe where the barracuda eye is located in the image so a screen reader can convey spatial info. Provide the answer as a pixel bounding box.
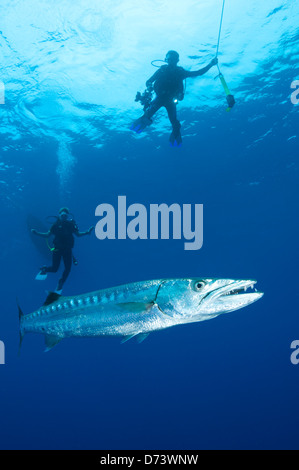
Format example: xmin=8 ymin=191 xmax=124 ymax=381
xmin=193 ymin=280 xmax=206 ymax=292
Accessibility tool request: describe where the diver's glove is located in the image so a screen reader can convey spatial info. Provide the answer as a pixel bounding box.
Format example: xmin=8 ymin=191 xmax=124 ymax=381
xmin=87 ymin=226 xmax=94 ymax=235
xmin=210 ymin=57 xmax=218 ymax=67
xmin=146 ymin=84 xmax=154 ymax=92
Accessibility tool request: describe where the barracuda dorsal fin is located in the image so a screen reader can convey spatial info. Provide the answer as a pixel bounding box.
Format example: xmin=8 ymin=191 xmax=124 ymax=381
xmin=116 ymin=302 xmax=154 ymax=313
xmin=121 ymin=333 xmax=150 ymax=344
xmin=43 ymin=291 xmax=63 ymax=306
xmin=44 ymin=335 xmax=62 ymax=352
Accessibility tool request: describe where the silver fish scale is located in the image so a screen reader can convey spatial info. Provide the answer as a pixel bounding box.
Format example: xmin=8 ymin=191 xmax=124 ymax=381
xmin=21 ymin=280 xmax=166 ymax=338
xmin=19 ymin=278 xmax=263 ymax=349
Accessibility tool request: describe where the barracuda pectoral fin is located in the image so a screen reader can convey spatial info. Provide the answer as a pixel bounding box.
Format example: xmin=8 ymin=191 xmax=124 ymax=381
xmin=121 ymin=334 xmax=136 ymax=344
xmin=136 ymin=333 xmax=150 ymax=343
xmin=116 ymin=302 xmax=154 ymax=314
xmin=121 ymin=333 xmax=150 ymax=344
xmin=44 ymin=335 xmax=62 ymax=352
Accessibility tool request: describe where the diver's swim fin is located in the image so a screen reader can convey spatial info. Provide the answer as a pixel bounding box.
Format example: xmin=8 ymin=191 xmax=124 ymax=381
xmin=169 ymin=130 xmax=182 ymax=147
xmin=43 ymin=291 xmax=62 ymax=306
xmin=35 ymin=270 xmax=47 ymax=281
xmin=130 ymin=115 xmax=152 ymax=134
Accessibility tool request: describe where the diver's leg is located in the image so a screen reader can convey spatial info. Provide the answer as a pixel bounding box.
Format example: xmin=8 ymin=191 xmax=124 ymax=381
xmin=145 ymin=96 xmax=163 ymax=120
xmin=57 ymin=249 xmax=72 ymax=291
xmin=42 ymin=250 xmax=61 ymax=274
xmin=166 ymin=101 xmax=181 ymax=133
xmin=131 ymin=97 xmax=163 ymax=133
xmin=166 ymin=102 xmax=182 ymax=146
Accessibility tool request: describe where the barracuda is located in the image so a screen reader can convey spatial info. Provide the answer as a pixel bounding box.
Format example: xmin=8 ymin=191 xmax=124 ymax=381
xmin=18 ymin=278 xmax=263 ymax=351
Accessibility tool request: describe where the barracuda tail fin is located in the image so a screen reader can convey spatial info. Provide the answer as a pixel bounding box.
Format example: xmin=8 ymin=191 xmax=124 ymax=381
xmin=17 ymin=299 xmax=25 ymax=356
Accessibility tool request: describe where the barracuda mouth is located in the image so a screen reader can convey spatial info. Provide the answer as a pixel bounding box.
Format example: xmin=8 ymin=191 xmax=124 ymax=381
xmin=221 ymin=281 xmax=257 ymax=297
xmin=202 ymin=280 xmax=264 ymax=314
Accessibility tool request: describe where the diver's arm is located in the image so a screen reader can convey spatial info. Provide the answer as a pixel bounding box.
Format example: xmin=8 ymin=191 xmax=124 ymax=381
xmin=31 ymin=229 xmax=51 ymax=238
xmin=75 ymin=227 xmax=94 ymax=237
xmin=146 ymin=69 xmax=161 ymax=88
xmin=185 ymin=57 xmax=218 ymax=78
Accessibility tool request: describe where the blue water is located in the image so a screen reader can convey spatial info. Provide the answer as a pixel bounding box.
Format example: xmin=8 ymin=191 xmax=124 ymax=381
xmin=0 ymin=0 xmax=298 ymax=450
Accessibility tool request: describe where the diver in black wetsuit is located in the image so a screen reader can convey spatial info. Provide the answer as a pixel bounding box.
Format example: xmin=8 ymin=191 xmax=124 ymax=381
xmin=31 ymin=207 xmax=94 ymax=293
xmin=131 ymin=50 xmax=218 ymax=146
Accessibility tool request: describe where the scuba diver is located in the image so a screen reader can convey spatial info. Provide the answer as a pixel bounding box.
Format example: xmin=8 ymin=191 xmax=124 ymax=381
xmin=31 ymin=207 xmax=94 ymax=293
xmin=131 ymin=50 xmax=218 ymax=146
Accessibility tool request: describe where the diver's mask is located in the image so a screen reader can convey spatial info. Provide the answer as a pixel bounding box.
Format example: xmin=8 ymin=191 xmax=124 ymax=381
xmin=59 ymin=212 xmax=69 ymax=221
xmin=59 ymin=207 xmax=70 ymax=221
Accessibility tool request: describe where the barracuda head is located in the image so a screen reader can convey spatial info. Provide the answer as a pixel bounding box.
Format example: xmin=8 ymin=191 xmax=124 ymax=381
xmin=156 ymin=278 xmax=264 ymax=322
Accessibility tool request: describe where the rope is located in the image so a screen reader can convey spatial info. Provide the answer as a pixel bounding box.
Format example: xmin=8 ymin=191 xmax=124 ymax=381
xmin=216 ymin=0 xmax=226 ymax=58
xmin=214 ymin=0 xmax=235 ymax=110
